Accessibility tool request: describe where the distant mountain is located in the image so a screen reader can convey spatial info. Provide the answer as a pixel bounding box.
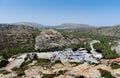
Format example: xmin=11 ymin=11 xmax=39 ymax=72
xmin=13 ymin=22 xmax=96 ymax=29
xmin=53 ymin=23 xmax=96 ymax=33
xmin=13 ymin=22 xmax=46 ymax=28
xmin=55 ymin=23 xmax=93 ymax=29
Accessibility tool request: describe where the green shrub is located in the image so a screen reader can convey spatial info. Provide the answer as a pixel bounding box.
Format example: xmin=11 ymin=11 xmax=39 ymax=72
xmin=11 ymin=67 xmax=18 ymax=71
xmin=2 ymin=71 xmax=11 ymax=75
xmin=39 ymin=46 xmax=65 ymax=52
xmin=54 ymin=60 xmax=62 ymax=64
xmin=12 ymin=66 xmax=28 ymax=71
xmin=12 ymin=67 xmax=26 ymax=77
xmin=111 ymin=64 xmax=120 ymax=69
xmin=0 ymin=70 xmax=11 ymax=74
xmin=8 ymin=48 xmax=35 ymax=55
xmin=57 ymin=70 xmax=68 ymax=75
xmin=42 ymin=70 xmax=68 ymax=78
xmin=69 ymin=62 xmax=83 ymax=66
xmin=35 ymin=59 xmax=51 ymax=66
xmin=20 ymin=60 xmax=32 ymax=67
xmin=0 ymin=53 xmax=11 ymax=59
xmin=0 ymin=60 xmax=9 ymax=68
xmin=98 ymin=69 xmax=115 ymax=78
xmin=42 ymin=74 xmax=56 ymax=78
xmin=111 ymin=63 xmax=120 ymax=69
xmin=17 ymin=72 xmax=25 ymax=76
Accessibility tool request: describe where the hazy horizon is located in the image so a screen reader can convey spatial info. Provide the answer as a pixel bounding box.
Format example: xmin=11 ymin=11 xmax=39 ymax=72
xmin=0 ymin=0 xmax=120 ymax=26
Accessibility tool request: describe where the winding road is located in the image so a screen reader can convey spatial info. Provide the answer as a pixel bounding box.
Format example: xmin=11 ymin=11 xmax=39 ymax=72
xmin=90 ymin=40 xmax=103 ymax=59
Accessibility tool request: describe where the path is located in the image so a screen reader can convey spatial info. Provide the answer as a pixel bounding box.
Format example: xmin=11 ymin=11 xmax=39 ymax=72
xmin=3 ymin=54 xmax=27 ymax=71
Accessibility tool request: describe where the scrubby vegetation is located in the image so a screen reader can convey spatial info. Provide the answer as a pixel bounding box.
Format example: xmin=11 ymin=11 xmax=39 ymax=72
xmin=39 ymin=46 xmax=65 ymax=52
xmin=0 ymin=53 xmax=11 ymax=59
xmin=42 ymin=74 xmax=56 ymax=78
xmin=42 ymin=70 xmax=68 ymax=78
xmin=8 ymin=48 xmax=35 ymax=55
xmin=35 ymin=59 xmax=51 ymax=66
xmin=0 ymin=48 xmax=35 ymax=59
xmin=98 ymin=69 xmax=116 ymax=78
xmin=111 ymin=63 xmax=120 ymax=69
xmin=34 ymin=59 xmax=64 ymax=68
xmin=0 ymin=60 xmax=9 ymax=68
xmin=94 ymin=42 xmax=119 ymax=59
xmin=69 ymin=62 xmax=83 ymax=66
xmin=12 ymin=67 xmax=27 ymax=77
xmin=0 ymin=70 xmax=11 ymax=75
xmin=20 ymin=60 xmax=33 ymax=67
xmin=68 ymin=43 xmax=91 ymax=51
xmin=17 ymin=72 xmax=25 ymax=77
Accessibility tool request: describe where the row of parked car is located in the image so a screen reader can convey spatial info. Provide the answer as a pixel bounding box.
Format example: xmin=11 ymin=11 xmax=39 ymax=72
xmin=50 ymin=48 xmax=100 ymax=64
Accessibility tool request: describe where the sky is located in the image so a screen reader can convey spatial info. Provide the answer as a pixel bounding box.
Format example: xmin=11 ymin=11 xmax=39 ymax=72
xmin=0 ymin=0 xmax=120 ymax=26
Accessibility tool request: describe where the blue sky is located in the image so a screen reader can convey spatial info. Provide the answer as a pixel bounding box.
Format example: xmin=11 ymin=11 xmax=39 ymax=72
xmin=0 ymin=0 xmax=120 ymax=26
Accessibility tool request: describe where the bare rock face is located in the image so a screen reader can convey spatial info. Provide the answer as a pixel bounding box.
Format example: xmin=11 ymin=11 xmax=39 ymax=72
xmin=35 ymin=29 xmax=73 ymax=51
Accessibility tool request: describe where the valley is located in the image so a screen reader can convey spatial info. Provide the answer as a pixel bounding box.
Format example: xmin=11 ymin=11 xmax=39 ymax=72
xmin=0 ymin=23 xmax=120 ymax=78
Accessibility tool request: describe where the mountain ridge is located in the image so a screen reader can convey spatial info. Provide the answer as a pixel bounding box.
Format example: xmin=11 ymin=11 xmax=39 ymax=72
xmin=1 ymin=22 xmax=120 ymax=37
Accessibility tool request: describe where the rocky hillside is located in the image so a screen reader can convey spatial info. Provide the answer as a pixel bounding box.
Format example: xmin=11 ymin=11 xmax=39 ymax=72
xmin=56 ymin=23 xmax=92 ymax=29
xmin=91 ymin=25 xmax=120 ymax=37
xmin=0 ymin=24 xmax=39 ymax=53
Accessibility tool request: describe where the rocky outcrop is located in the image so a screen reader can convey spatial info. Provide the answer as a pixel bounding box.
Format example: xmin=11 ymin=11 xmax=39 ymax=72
xmin=24 ymin=63 xmax=115 ymax=78
xmin=35 ymin=29 xmax=80 ymax=51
